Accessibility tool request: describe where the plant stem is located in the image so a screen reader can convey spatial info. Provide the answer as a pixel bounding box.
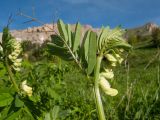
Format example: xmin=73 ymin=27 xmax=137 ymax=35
xmin=4 ymin=57 xmax=19 ymax=92
xmin=94 ymin=56 xmax=106 ymax=120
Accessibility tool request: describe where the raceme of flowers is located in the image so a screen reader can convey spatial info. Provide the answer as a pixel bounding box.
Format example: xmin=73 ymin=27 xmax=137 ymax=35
xmin=8 ymin=39 xmax=22 ymax=71
xmin=99 ymin=49 xmax=124 ymax=96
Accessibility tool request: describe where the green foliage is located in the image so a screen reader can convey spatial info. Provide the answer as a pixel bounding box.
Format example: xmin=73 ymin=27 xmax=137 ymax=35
xmin=127 ymin=28 xmax=160 ymax=49
xmin=0 ymin=93 xmax=14 ymax=107
xmin=73 ymin=22 xmax=81 ymax=52
xmin=87 ymin=31 xmax=97 ymax=74
xmin=152 ymin=28 xmax=160 ymax=47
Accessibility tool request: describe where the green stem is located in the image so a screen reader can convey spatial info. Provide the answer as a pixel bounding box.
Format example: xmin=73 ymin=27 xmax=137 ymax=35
xmin=4 ymin=57 xmax=19 ymax=92
xmin=94 ymin=56 xmax=106 ymax=120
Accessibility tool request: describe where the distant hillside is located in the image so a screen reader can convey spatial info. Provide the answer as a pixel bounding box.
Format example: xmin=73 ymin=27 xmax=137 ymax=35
xmin=125 ymin=22 xmax=159 ymax=38
xmin=0 ymin=22 xmax=159 ymax=46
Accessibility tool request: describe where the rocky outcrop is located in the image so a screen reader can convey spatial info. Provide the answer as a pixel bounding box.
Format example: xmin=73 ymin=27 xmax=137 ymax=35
xmin=125 ymin=22 xmax=159 ymax=38
xmin=0 ymin=24 xmax=97 ymax=45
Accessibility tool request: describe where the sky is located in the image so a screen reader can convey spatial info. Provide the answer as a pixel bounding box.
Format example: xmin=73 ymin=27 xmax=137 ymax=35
xmin=0 ymin=0 xmax=160 ymax=31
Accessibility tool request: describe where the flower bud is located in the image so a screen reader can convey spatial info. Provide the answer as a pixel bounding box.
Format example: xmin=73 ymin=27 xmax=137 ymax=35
xmin=11 ymin=52 xmax=19 ymax=58
xmin=119 ymin=49 xmax=124 ymax=52
xmin=15 ymin=58 xmax=22 ymax=63
xmin=111 ymin=62 xmax=116 ymax=67
xmin=8 ymin=54 xmax=17 ymax=61
xmin=100 ymin=69 xmax=114 ymax=79
xmin=115 ymin=54 xmax=120 ymax=58
xmin=12 ymin=66 xmax=21 ymax=71
xmin=105 ymin=54 xmax=117 ymax=62
xmin=14 ymin=49 xmax=21 ymax=54
xmin=118 ymin=58 xmax=124 ymax=64
xmin=115 ymin=54 xmax=123 ymax=64
xmin=13 ymin=62 xmax=21 ymax=67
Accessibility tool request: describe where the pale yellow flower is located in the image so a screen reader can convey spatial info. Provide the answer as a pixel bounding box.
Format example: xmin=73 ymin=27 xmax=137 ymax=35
xmin=99 ymin=76 xmax=118 ymax=96
xmin=21 ymin=80 xmax=33 ymax=97
xmin=105 ymin=54 xmax=117 ymax=62
xmin=14 ymin=58 xmax=22 ymax=63
xmin=100 ymin=69 xmax=114 ymax=79
xmin=111 ymin=62 xmax=116 ymax=67
xmin=119 ymin=48 xmax=124 ymax=52
xmin=115 ymin=54 xmax=123 ymax=64
xmin=118 ymin=58 xmax=124 ymax=64
xmin=12 ymin=66 xmax=21 ymax=71
xmin=13 ymin=62 xmax=21 ymax=67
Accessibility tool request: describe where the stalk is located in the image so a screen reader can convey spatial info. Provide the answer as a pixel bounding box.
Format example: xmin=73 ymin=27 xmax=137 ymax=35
xmin=4 ymin=57 xmax=19 ymax=92
xmin=94 ymin=56 xmax=106 ymax=120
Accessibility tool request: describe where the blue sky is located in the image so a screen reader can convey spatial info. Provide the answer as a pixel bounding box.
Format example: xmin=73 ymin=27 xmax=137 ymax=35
xmin=0 ymin=0 xmax=160 ymax=31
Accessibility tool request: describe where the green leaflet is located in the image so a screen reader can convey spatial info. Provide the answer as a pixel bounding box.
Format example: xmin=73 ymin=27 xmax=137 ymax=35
xmin=108 ymin=40 xmax=132 ymax=50
xmin=50 ymin=34 xmax=64 ymax=47
xmin=50 ymin=106 xmax=60 ymax=120
xmin=44 ymin=106 xmax=60 ymax=120
xmin=66 ymin=24 xmax=72 ymax=48
xmin=81 ymin=30 xmax=91 ymax=63
xmin=0 ymin=106 xmax=11 ymax=119
xmin=44 ymin=113 xmax=51 ymax=120
xmin=15 ymin=95 xmax=24 ymax=107
xmin=57 ymin=19 xmax=68 ymax=42
xmin=0 ymin=93 xmax=14 ymax=107
xmin=73 ymin=22 xmax=81 ymax=52
xmin=6 ymin=108 xmax=22 ymax=120
xmin=87 ymin=31 xmax=97 ymax=75
xmin=47 ymin=43 xmax=73 ymax=61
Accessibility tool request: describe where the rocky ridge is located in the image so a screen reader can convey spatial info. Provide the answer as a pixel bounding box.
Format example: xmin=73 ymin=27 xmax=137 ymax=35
xmin=1 ymin=24 xmax=98 ymax=44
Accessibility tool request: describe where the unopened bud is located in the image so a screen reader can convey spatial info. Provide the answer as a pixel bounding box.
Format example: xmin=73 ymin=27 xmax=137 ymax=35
xmin=105 ymin=54 xmax=117 ymax=62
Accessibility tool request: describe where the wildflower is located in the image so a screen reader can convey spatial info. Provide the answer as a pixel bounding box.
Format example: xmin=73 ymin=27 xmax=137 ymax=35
xmin=105 ymin=54 xmax=117 ymax=62
xmin=119 ymin=48 xmax=124 ymax=52
xmin=12 ymin=66 xmax=21 ymax=71
xmin=13 ymin=62 xmax=21 ymax=67
xmin=99 ymin=76 xmax=118 ymax=96
xmin=115 ymin=54 xmax=124 ymax=64
xmin=111 ymin=62 xmax=116 ymax=67
xmin=21 ymin=80 xmax=33 ymax=97
xmin=100 ymin=69 xmax=114 ymax=79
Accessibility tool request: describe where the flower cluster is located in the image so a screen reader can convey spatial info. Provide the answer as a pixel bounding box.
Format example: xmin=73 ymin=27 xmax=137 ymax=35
xmin=104 ymin=49 xmax=124 ymax=67
xmin=99 ymin=49 xmax=124 ymax=96
xmin=8 ymin=39 xmax=22 ymax=71
xmin=21 ymin=80 xmax=33 ymax=97
xmin=99 ymin=68 xmax=118 ymax=96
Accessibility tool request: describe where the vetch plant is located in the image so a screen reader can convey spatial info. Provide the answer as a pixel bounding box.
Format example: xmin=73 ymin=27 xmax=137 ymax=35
xmin=0 ymin=27 xmax=64 ymax=119
xmin=48 ymin=19 xmax=132 ymax=120
xmin=0 ymin=27 xmax=22 ymax=92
